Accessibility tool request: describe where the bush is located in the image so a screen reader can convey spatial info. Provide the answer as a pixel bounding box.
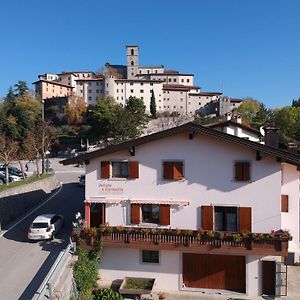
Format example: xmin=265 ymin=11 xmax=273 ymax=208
xmin=73 ymin=249 xmax=101 ymax=293
xmin=93 ymin=288 xmax=124 ymax=300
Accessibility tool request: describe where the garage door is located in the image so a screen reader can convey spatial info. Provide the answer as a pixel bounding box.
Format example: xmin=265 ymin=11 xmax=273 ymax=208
xmin=182 ymin=253 xmax=246 ymax=293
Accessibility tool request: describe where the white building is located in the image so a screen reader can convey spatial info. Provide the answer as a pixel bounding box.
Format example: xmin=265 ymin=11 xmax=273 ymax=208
xmin=33 ymin=45 xmax=223 ymax=114
xmin=62 ymin=122 xmax=300 ymax=298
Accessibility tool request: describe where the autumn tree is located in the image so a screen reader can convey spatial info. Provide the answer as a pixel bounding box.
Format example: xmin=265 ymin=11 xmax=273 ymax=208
xmin=0 ymin=135 xmax=19 ymax=184
xmin=234 ymin=98 xmax=260 ymax=124
xmin=64 ymin=96 xmax=87 ymax=131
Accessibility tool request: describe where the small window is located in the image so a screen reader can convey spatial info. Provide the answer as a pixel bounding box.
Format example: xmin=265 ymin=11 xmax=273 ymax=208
xmin=140 ymin=89 xmax=144 ymax=93
xmin=173 ymin=78 xmax=176 ymax=82
xmin=112 ymin=161 xmax=129 ymax=178
xmin=187 ymin=79 xmax=190 ymax=83
xmin=150 ymin=83 xmax=153 ymax=86
xmin=131 ymin=61 xmax=134 ymax=66
xmin=88 ymin=89 xmax=92 ymax=93
xmin=130 ymin=82 xmax=133 ymax=86
xmin=141 ymin=250 xmax=159 ymax=264
xmin=142 ymin=204 xmax=160 ymax=224
xmin=281 ymin=195 xmax=289 ymax=212
xmin=130 ymin=89 xmax=134 ymax=93
xmin=163 ymin=161 xmax=184 ymax=180
xmin=235 ymin=162 xmax=250 ymax=181
xmin=168 ymin=78 xmax=171 ymax=82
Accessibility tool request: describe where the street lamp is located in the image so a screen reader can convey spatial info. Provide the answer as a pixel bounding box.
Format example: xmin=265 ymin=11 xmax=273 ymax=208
xmin=41 ymin=99 xmax=45 ymax=121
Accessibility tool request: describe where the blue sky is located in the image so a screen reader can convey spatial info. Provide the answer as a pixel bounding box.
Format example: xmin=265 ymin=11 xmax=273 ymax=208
xmin=0 ymin=0 xmax=299 ymax=108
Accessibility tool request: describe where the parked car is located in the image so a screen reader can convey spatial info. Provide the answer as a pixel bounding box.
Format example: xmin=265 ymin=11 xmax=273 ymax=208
xmin=78 ymin=174 xmax=85 ymax=186
xmin=28 ymin=214 xmax=64 ymax=240
xmin=0 ymin=171 xmax=22 ymax=182
xmin=0 ymin=166 xmax=25 ymax=179
xmin=0 ymin=173 xmax=13 ymax=185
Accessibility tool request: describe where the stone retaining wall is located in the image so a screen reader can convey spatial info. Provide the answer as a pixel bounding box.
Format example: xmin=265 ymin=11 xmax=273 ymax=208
xmin=0 ymin=175 xmax=60 ymax=229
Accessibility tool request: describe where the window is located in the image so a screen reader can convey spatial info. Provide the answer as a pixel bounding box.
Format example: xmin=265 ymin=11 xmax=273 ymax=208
xmin=141 ymin=83 xmax=143 ymax=86
xmin=181 ymin=79 xmax=184 ymax=83
xmin=281 ymin=195 xmax=289 ymax=212
xmin=96 ymin=89 xmax=99 ymax=93
xmin=88 ymin=96 xmax=92 ymax=101
xmin=173 ymin=78 xmax=176 ymax=82
xmin=130 ymin=89 xmax=134 ymax=93
xmin=150 ymin=83 xmax=153 ymax=86
xmin=130 ymin=82 xmax=133 ymax=86
xmin=112 ymin=161 xmax=129 ymax=178
xmin=101 ymin=161 xmax=139 ymax=179
xmin=88 ymin=89 xmax=92 ymax=93
xmin=215 ymin=206 xmax=237 ymax=231
xmin=116 ymin=89 xmax=119 ymax=93
xmin=131 ymin=49 xmax=134 ymax=55
xmin=96 ymin=82 xmax=99 ymax=86
xmin=187 ymin=79 xmax=190 ymax=83
xmin=141 ymin=250 xmax=159 ymax=264
xmin=163 ymin=161 xmax=184 ymax=180
xmin=202 ymin=206 xmax=251 ymax=232
xmin=131 ymin=73 xmax=134 ymax=76
xmin=131 ymin=203 xmax=170 ymax=225
xmin=168 ymin=78 xmax=171 ymax=82
xmin=140 ymin=89 xmax=144 ymax=93
xmin=131 ymin=61 xmax=134 ymax=66
xmin=234 ymin=162 xmax=250 ymax=181
xmin=141 ymin=97 xmax=144 ymax=100
xmin=142 ymin=204 xmax=159 ymax=223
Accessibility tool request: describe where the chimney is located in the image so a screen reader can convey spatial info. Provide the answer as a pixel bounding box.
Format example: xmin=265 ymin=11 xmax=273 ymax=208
xmin=236 ymin=114 xmax=242 ymax=124
xmin=263 ymin=124 xmax=279 ymax=148
xmin=225 ymin=112 xmax=231 ymax=121
xmin=287 ymin=140 xmax=298 ymax=154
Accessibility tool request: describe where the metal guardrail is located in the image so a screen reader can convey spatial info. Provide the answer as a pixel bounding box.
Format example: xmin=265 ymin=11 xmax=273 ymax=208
xmin=33 ymin=241 xmax=76 ymax=300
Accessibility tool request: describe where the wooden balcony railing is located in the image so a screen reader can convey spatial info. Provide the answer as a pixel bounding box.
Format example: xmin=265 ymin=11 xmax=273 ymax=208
xmin=72 ymin=226 xmax=291 ymax=256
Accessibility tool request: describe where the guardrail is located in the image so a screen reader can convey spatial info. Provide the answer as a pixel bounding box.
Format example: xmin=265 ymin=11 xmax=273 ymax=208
xmin=33 ymin=241 xmax=76 ymax=300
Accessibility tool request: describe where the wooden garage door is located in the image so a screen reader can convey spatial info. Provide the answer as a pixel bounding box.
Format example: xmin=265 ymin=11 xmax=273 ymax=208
xmin=182 ymin=253 xmax=246 ymax=293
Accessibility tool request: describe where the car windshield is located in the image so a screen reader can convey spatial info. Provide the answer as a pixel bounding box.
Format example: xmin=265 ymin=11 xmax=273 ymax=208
xmin=31 ymin=222 xmax=49 ymax=228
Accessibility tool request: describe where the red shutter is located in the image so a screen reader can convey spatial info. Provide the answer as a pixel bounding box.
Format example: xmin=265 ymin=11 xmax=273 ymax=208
xmin=160 ymin=204 xmax=170 ymax=225
xmin=129 ymin=161 xmax=139 ymax=179
xmin=101 ymin=161 xmax=110 ymax=178
xmin=239 ymin=207 xmax=252 ymax=233
xmin=173 ymin=162 xmax=184 ymax=180
xmin=163 ymin=162 xmax=173 ymax=179
xmin=281 ymin=195 xmax=289 ymax=212
xmin=201 ymin=206 xmax=214 ymax=230
xmin=131 ymin=204 xmax=140 ymax=224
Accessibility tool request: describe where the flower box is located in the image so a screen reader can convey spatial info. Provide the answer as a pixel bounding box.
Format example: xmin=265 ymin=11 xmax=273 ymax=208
xmin=119 ymin=277 xmax=155 ymax=296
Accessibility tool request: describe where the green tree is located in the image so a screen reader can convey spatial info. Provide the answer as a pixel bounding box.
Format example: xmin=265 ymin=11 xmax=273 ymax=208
xmin=14 ymin=81 xmax=28 ymax=96
xmin=273 ymin=106 xmax=300 ymax=143
xmin=234 ymin=98 xmax=260 ymax=124
xmin=292 ymin=98 xmax=300 ymax=108
xmin=250 ymin=103 xmax=274 ymax=129
xmin=150 ymin=90 xmax=157 ymax=118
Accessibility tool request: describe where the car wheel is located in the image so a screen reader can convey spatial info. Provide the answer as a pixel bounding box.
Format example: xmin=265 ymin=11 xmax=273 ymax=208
xmin=0 ymin=180 xmax=3 ymax=185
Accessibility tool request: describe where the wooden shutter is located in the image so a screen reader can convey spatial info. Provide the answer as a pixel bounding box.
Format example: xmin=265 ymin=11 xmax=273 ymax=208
xmin=235 ymin=162 xmax=250 ymax=181
xmin=201 ymin=206 xmax=214 ymax=230
xmin=160 ymin=204 xmax=170 ymax=225
xmin=239 ymin=207 xmax=252 ymax=233
xmin=242 ymin=162 xmax=250 ymax=181
xmin=163 ymin=162 xmax=173 ymax=179
xmin=131 ymin=204 xmax=140 ymax=224
xmin=101 ymin=161 xmax=110 ymax=178
xmin=173 ymin=162 xmax=184 ymax=180
xmin=129 ymin=161 xmax=139 ymax=179
xmin=281 ymin=195 xmax=289 ymax=212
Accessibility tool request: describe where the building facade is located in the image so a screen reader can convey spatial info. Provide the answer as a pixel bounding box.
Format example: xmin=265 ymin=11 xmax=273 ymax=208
xmin=33 ymin=45 xmax=224 ymax=115
xmin=62 ymin=122 xmax=300 ymax=297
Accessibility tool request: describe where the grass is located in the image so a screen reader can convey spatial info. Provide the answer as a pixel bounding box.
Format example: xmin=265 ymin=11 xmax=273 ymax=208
xmin=124 ymin=278 xmax=154 ymax=290
xmin=0 ymin=173 xmax=53 ymax=192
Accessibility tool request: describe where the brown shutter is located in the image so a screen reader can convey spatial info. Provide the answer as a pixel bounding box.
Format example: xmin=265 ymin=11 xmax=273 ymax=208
xmin=281 ymin=195 xmax=289 ymax=212
xmin=243 ymin=162 xmax=250 ymax=181
xmin=235 ymin=162 xmax=243 ymax=181
xmin=101 ymin=161 xmax=110 ymax=178
xmin=129 ymin=161 xmax=139 ymax=179
xmin=163 ymin=162 xmax=173 ymax=179
xmin=131 ymin=204 xmax=140 ymax=224
xmin=201 ymin=206 xmax=214 ymax=230
xmin=160 ymin=204 xmax=170 ymax=225
xmin=173 ymin=162 xmax=184 ymax=180
xmin=235 ymin=162 xmax=250 ymax=181
xmin=239 ymin=207 xmax=252 ymax=233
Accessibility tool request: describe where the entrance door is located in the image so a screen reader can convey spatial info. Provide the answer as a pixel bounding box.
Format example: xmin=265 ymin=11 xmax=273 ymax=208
xmin=262 ymin=261 xmax=276 ymax=296
xmin=182 ymin=253 xmax=246 ymax=293
xmin=90 ymin=203 xmax=105 ymax=227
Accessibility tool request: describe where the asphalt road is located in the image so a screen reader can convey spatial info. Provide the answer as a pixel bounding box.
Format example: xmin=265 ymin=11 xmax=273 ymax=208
xmin=0 ymin=162 xmax=84 ymax=300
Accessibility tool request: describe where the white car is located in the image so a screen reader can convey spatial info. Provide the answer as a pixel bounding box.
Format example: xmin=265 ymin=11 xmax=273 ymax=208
xmin=28 ymin=214 xmax=64 ymax=240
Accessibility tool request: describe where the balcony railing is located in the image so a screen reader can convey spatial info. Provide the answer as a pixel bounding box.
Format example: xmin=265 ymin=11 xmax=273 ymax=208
xmin=72 ymin=226 xmax=291 ymax=256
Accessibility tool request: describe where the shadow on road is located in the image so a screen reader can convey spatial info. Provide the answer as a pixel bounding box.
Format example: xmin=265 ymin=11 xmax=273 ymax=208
xmin=2 ymin=182 xmax=84 ymax=299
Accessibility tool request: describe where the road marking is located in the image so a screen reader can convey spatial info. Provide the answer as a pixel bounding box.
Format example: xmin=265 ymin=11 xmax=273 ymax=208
xmin=0 ymin=182 xmax=63 ymax=238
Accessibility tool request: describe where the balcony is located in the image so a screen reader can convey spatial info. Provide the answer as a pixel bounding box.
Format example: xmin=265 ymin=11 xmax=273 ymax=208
xmin=72 ymin=226 xmax=291 ymax=256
